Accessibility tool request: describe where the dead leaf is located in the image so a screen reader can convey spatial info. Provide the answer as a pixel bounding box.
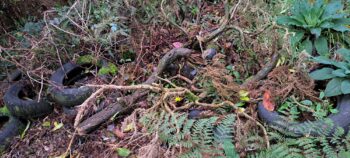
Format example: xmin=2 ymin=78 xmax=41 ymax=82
xmin=114 ymin=128 xmax=126 ymax=139
xmin=263 ymin=90 xmax=275 ymax=111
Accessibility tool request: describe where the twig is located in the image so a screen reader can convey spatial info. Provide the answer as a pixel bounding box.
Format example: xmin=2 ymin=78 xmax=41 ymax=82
xmin=74 ymin=84 xmax=162 ymax=127
xmin=291 ymin=96 xmax=315 ymax=113
xmin=201 ymin=0 xmax=242 ymax=44
xmin=64 ymin=131 xmax=77 ymax=157
xmin=241 ymin=52 xmax=280 ymax=87
xmin=37 ymin=71 xmax=44 ymax=102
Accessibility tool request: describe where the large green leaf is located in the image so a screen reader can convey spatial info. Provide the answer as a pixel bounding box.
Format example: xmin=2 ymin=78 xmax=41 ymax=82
xmin=309 ymin=68 xmax=335 ymax=80
xmin=332 ymin=19 xmax=350 ymax=32
xmin=332 ymin=61 xmax=349 ymax=70
xmin=332 ymin=69 xmax=347 ymax=77
xmin=325 ymin=78 xmax=344 ymax=97
xmin=314 ymin=36 xmax=328 ymax=56
xmin=312 ymin=56 xmax=334 ymax=65
xmin=323 ymin=0 xmax=343 ymax=18
xmin=311 ymin=28 xmax=322 ymax=38
xmin=341 ymin=80 xmax=350 ymax=94
xmin=300 ymin=38 xmax=313 ymax=54
xmin=290 ymin=31 xmax=305 ymax=47
xmin=291 ymin=0 xmax=311 ymax=15
xmin=336 ymin=48 xmax=350 ymax=62
xmin=276 ymin=16 xmax=303 ymax=26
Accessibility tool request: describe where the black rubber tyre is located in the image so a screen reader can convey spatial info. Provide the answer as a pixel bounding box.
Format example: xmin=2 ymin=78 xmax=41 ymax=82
xmin=3 ymin=82 xmax=53 ymax=119
xmin=7 ymin=69 xmax=22 ymax=82
xmin=0 ymin=115 xmax=26 ymax=153
xmin=48 ymin=62 xmax=94 ymax=107
xmin=258 ymin=95 xmax=350 ymax=137
xmin=62 ymin=106 xmax=78 ymax=119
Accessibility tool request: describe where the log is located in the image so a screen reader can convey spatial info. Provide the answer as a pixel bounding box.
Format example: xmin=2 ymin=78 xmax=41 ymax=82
xmin=75 ymin=48 xmax=194 ymax=135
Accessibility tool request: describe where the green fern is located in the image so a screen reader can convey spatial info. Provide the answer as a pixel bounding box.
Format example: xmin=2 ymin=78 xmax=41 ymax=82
xmin=250 ymin=124 xmax=350 ymax=158
xmin=140 ymin=111 xmax=238 ymax=157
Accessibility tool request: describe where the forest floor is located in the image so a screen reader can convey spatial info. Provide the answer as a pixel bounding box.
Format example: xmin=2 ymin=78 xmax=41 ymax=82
xmin=0 ymin=0 xmax=345 ymax=158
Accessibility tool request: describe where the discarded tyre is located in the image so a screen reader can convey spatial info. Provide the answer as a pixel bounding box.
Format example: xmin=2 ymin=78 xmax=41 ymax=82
xmin=7 ymin=69 xmax=23 ymax=82
xmin=4 ymin=82 xmax=52 ymax=119
xmin=49 ymin=62 xmax=94 ymax=108
xmin=0 ymin=115 xmax=25 ymax=153
xmin=258 ymin=95 xmax=350 ymax=137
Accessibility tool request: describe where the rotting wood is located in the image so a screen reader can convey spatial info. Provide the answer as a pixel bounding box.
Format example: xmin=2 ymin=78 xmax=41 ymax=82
xmin=75 ymin=48 xmax=194 ymax=135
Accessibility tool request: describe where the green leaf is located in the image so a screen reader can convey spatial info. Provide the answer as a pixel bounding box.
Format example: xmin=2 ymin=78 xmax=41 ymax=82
xmin=300 ymin=38 xmax=313 ymax=54
xmin=77 ymin=55 xmax=94 ymax=64
xmin=319 ymin=91 xmax=325 ymax=99
xmin=301 ymin=100 xmax=312 ymax=106
xmin=240 ymin=96 xmax=250 ymax=102
xmin=332 ymin=61 xmax=349 ymax=70
xmin=276 ymin=16 xmax=303 ymax=26
xmin=21 ymin=121 xmax=31 ymax=139
xmin=312 ymin=56 xmax=334 ymax=65
xmin=320 ymin=21 xmax=334 ymax=28
xmin=309 ymin=68 xmax=335 ymax=80
xmin=314 ymin=36 xmax=329 ymax=56
xmin=42 ymin=121 xmax=51 ymax=127
xmin=332 ymin=69 xmax=347 ymax=77
xmin=330 ymin=108 xmax=339 ymax=114
xmin=52 ymin=121 xmax=64 ymax=131
xmin=332 ymin=19 xmax=350 ymax=32
xmin=290 ymin=31 xmax=305 ymax=47
xmin=185 ymin=92 xmax=199 ymax=102
xmin=223 ymin=140 xmax=239 ymax=158
xmin=311 ymin=28 xmax=322 ymax=38
xmin=323 ymin=0 xmax=343 ymax=18
xmin=98 ymin=62 xmax=118 ymax=76
xmin=336 ymin=48 xmax=350 ymax=62
xmin=341 ymin=80 xmax=350 ymax=94
xmin=116 ymin=148 xmax=131 ymax=157
xmin=325 ymin=78 xmax=344 ymax=97
xmin=0 ymin=106 xmax=10 ymax=116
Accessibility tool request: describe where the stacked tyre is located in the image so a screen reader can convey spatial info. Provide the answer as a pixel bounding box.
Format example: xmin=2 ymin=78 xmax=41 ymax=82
xmin=48 ymin=62 xmax=97 ymax=117
xmin=1 ymin=70 xmax=53 ymax=153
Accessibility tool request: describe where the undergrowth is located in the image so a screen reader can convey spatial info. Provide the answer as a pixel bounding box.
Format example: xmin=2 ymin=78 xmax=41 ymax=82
xmin=1 ymin=0 xmax=350 ymax=157
xmin=140 ymin=111 xmax=238 ymax=158
xmin=250 ymin=126 xmax=350 ymax=158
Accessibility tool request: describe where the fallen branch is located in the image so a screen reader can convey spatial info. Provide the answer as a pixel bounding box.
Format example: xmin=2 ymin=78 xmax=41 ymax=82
xmin=241 ymin=52 xmax=280 ymax=88
xmin=74 ymin=48 xmax=193 ymax=134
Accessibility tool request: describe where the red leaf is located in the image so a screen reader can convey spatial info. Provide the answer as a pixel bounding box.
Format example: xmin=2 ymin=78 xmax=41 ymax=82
xmin=114 ymin=128 xmax=126 ymax=139
xmin=263 ymin=90 xmax=275 ymax=111
xmin=172 ymin=42 xmax=183 ymax=48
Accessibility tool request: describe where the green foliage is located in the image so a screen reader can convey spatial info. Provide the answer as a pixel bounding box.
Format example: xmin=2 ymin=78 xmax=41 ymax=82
xmin=98 ymin=62 xmax=118 ymax=76
xmin=278 ymin=94 xmax=337 ymax=120
xmin=250 ymin=125 xmax=350 ymax=158
xmin=140 ymin=111 xmax=238 ymax=158
xmin=0 ymin=106 xmax=10 ymax=116
xmin=22 ymin=21 xmax=43 ymax=36
xmin=226 ymin=65 xmax=243 ymax=84
xmin=116 ymin=148 xmax=131 ymax=157
xmin=119 ymin=49 xmax=136 ymax=63
xmin=184 ymin=92 xmax=199 ymax=102
xmin=309 ymin=48 xmax=350 ymax=96
xmin=77 ymin=55 xmax=95 ymax=64
xmin=277 ymin=0 xmax=350 ymax=55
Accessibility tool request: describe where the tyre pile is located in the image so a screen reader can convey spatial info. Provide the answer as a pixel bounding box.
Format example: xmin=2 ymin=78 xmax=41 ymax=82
xmin=0 ymin=62 xmax=99 ymax=153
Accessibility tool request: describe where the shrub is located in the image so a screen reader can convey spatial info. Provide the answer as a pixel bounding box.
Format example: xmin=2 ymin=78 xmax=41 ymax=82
xmin=277 ymin=0 xmax=350 ymax=56
xmin=309 ymin=48 xmax=350 ymax=96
